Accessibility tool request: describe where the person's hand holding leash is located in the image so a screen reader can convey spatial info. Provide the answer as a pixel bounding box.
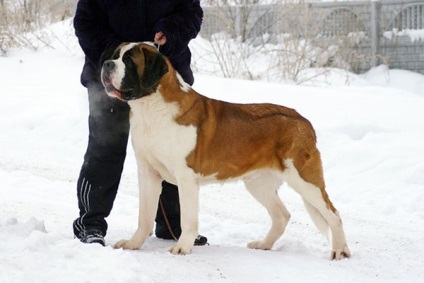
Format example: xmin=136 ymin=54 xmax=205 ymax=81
xmin=154 ymin=32 xmax=167 ymax=45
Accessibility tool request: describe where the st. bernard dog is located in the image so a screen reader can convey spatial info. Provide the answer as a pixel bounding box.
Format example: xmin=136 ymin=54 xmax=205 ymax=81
xmin=100 ymin=42 xmax=351 ymax=260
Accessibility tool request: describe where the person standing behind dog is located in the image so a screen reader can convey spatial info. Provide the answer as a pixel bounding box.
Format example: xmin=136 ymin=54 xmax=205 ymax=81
xmin=73 ymin=0 xmax=206 ymax=246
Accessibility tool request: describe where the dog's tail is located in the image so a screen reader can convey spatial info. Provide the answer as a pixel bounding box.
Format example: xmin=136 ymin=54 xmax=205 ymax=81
xmin=303 ymin=199 xmax=330 ymax=239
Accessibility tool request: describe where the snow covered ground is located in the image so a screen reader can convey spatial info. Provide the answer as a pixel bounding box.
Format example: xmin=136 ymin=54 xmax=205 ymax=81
xmin=1 ymin=20 xmax=424 ymax=282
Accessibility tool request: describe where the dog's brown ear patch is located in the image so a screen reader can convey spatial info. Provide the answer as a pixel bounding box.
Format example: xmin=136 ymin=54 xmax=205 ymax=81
xmin=139 ymin=47 xmax=169 ymax=89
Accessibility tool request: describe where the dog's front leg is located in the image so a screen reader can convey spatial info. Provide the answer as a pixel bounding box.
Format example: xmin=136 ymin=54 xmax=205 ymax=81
xmin=169 ymin=175 xmax=199 ymax=255
xmin=114 ymin=162 xmax=162 ymax=250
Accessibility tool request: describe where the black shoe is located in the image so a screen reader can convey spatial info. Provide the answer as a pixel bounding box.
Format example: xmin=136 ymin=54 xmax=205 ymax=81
xmin=76 ymin=230 xmax=105 ymax=246
xmin=156 ymin=226 xmax=208 ymax=246
xmin=194 ymin=235 xmax=208 ymax=246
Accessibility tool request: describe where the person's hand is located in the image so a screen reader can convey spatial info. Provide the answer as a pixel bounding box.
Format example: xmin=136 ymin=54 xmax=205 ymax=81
xmin=154 ymin=32 xmax=167 ymax=46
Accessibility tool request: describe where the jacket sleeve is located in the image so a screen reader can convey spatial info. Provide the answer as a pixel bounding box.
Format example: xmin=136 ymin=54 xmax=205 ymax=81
xmin=73 ymin=0 xmax=122 ymax=71
xmin=153 ymin=0 xmax=203 ymax=57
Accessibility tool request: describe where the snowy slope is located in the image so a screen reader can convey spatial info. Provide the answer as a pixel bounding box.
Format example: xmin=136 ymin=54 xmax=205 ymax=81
xmin=1 ymin=20 xmax=424 ymax=283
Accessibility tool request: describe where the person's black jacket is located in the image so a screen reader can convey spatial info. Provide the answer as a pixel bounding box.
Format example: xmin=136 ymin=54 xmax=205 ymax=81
xmin=74 ymin=0 xmax=203 ymax=86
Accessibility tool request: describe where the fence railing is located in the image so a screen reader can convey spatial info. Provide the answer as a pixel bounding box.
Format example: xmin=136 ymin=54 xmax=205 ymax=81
xmin=390 ymin=2 xmax=424 ymax=30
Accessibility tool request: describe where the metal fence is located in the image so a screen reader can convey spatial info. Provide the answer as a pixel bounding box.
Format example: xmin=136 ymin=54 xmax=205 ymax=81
xmin=200 ymin=0 xmax=424 ymax=74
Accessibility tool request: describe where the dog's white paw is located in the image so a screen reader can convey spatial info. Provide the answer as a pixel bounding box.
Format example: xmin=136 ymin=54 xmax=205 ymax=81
xmin=330 ymin=246 xmax=351 ymax=260
xmin=113 ymin=239 xmax=141 ymax=250
xmin=169 ymin=244 xmax=192 ymax=255
xmin=247 ymin=240 xmax=273 ymax=250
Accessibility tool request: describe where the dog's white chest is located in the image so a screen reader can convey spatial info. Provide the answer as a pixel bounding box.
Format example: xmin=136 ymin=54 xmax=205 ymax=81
xmin=128 ymin=94 xmax=197 ymax=183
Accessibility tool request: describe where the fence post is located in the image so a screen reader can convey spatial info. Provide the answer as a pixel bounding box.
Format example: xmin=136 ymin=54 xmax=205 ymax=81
xmin=371 ymin=0 xmax=380 ymax=67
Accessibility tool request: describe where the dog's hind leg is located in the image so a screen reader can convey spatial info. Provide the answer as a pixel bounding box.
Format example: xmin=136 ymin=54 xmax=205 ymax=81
xmin=243 ymin=172 xmax=290 ymax=250
xmin=114 ymin=161 xmax=163 ymax=250
xmin=284 ymin=155 xmax=351 ymax=260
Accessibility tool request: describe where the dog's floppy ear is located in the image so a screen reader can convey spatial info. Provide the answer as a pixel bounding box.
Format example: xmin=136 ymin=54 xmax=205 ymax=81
xmin=141 ymin=47 xmax=169 ymax=89
xmin=100 ymin=47 xmax=116 ymax=68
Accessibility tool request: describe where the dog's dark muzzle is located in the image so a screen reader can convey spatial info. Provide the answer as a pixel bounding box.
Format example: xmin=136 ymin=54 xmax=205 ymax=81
xmin=103 ymin=60 xmax=116 ymax=74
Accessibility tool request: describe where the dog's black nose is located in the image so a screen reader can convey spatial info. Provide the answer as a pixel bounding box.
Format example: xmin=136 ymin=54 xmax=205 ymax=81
xmin=103 ymin=60 xmax=115 ymax=73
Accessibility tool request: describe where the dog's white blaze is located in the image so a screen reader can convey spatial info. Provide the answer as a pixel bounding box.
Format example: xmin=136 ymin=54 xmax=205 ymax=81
xmin=110 ymin=43 xmax=139 ymax=90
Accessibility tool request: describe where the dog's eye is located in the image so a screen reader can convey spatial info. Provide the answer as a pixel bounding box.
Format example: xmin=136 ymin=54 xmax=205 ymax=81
xmin=122 ymin=52 xmax=136 ymax=70
xmin=123 ymin=52 xmax=131 ymax=62
xmin=112 ymin=51 xmax=120 ymax=60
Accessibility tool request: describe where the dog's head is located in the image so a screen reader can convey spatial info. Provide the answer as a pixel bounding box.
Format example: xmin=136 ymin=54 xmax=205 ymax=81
xmin=100 ymin=42 xmax=169 ymax=101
